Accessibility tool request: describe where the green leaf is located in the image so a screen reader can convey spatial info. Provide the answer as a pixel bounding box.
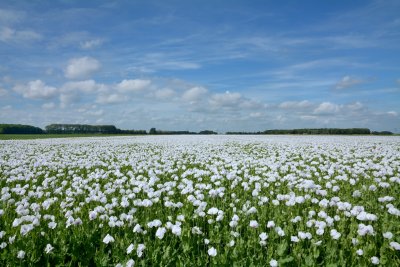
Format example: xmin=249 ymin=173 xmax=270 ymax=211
xmin=277 ymin=241 xmax=288 ymax=256
xmin=279 ymin=256 xmax=294 ymax=264
xmin=305 ymin=255 xmax=314 ymax=266
xmin=313 ymin=248 xmax=320 ymax=258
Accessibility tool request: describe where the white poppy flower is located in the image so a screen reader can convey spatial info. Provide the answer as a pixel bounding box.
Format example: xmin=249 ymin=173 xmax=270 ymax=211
xmin=208 ymin=247 xmax=217 ymax=257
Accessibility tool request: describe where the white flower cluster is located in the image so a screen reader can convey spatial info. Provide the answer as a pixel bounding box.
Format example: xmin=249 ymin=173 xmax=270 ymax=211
xmin=0 ymin=135 xmax=399 ymax=266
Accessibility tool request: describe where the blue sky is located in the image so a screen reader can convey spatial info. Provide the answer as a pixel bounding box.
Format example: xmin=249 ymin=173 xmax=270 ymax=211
xmin=0 ymin=0 xmax=399 ymax=132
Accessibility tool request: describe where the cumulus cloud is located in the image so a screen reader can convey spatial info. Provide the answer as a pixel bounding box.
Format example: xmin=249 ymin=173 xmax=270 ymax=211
xmin=300 ymin=115 xmax=318 ymax=121
xmin=61 ymin=80 xmax=101 ymax=93
xmin=335 ymin=75 xmax=364 ymax=89
xmin=65 ymin=57 xmax=101 ymax=79
xmin=182 ymin=86 xmax=208 ymax=102
xmin=13 ymin=80 xmax=57 ymax=99
xmin=96 ymin=93 xmax=126 ymax=104
xmin=117 ymin=79 xmax=151 ymax=92
xmin=59 ymin=93 xmax=79 ymax=108
xmin=313 ymin=102 xmax=340 ymax=114
xmin=86 ymin=109 xmax=104 ymax=116
xmin=42 ymin=102 xmax=56 ymax=109
xmin=59 ymin=80 xmax=108 ymax=108
xmin=209 ymin=91 xmax=242 ymax=108
xmin=346 ymin=101 xmax=364 ymax=111
xmin=279 ymin=100 xmax=312 ymax=109
xmin=249 ymin=112 xmax=263 ymax=118
xmin=0 ymin=27 xmax=41 ymax=43
xmin=154 ymin=88 xmax=175 ymax=99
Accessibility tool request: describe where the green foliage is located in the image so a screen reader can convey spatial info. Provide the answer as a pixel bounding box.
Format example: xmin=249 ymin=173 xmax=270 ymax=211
xmin=45 ymin=124 xmax=119 ymax=134
xmin=263 ymin=128 xmax=372 ymax=135
xmin=227 ymin=128 xmax=375 ymax=135
xmin=0 ymin=124 xmax=44 ymax=134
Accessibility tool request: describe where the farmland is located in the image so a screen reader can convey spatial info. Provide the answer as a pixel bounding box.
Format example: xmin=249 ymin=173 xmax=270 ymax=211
xmin=0 ymin=135 xmax=399 ymax=266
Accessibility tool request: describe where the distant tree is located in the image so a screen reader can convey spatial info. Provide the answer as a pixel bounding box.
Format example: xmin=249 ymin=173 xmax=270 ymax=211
xmin=0 ymin=124 xmax=44 ymax=134
xmin=45 ymin=124 xmax=118 ymax=134
xmin=198 ymin=130 xmax=217 ymax=135
xmin=262 ymin=128 xmax=372 ymax=135
xmin=149 ymin=128 xmax=157 ymax=135
xmin=372 ymin=131 xmax=393 ymax=135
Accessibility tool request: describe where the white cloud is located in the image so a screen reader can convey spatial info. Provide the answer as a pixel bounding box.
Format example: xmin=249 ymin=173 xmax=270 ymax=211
xmin=80 ymin=38 xmax=103 ymax=49
xmin=335 ymin=75 xmax=364 ymax=89
xmin=239 ymin=99 xmax=266 ymax=110
xmin=279 ymin=100 xmax=312 ymax=109
xmin=249 ymin=112 xmax=263 ymax=118
xmin=0 ymin=27 xmax=41 ymax=43
xmin=162 ymin=61 xmax=200 ymax=70
xmin=61 ymin=80 xmax=100 ymax=93
xmin=60 ymin=93 xmax=79 ymax=108
xmin=346 ymin=101 xmax=364 ymax=111
xmin=96 ymin=93 xmax=126 ymax=104
xmin=154 ymin=88 xmax=175 ymax=99
xmin=128 ymin=53 xmax=201 ymax=73
xmin=117 ymin=79 xmax=151 ymax=92
xmin=59 ymin=80 xmax=106 ymax=108
xmin=209 ymin=91 xmax=242 ymax=108
xmin=65 ymin=57 xmax=101 ymax=80
xmin=300 ymin=115 xmax=318 ymax=121
xmin=313 ymin=102 xmax=340 ymax=114
xmin=86 ymin=109 xmax=104 ymax=116
xmin=13 ymin=80 xmax=57 ymax=99
xmin=387 ymin=111 xmax=398 ymax=117
xmin=42 ymin=102 xmax=56 ymax=109
xmin=182 ymin=86 xmax=208 ymax=102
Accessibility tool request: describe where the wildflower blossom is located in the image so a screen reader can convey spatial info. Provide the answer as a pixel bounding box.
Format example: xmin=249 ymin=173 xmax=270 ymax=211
xmin=156 ymin=227 xmax=167 ymax=239
xmin=208 ymin=247 xmax=217 ymax=257
xmin=17 ymin=250 xmax=25 ymax=259
xmin=390 ymin=242 xmax=400 ymax=250
xmin=137 ymin=244 xmax=145 ymax=257
xmin=383 ymin=232 xmax=393 ymax=239
xmin=371 ymin=256 xmax=379 ymax=265
xmin=270 ymin=259 xmax=278 ymax=267
xmin=127 ymin=244 xmax=134 ymax=254
xmin=45 ymin=244 xmax=54 ymax=254
xmin=126 ymin=259 xmax=135 ymax=267
xmin=103 ymin=234 xmax=115 ymax=244
xmin=259 ymin=232 xmax=268 ymax=241
xmin=330 ymin=229 xmax=341 ymax=240
xmin=249 ymin=220 xmax=259 ymax=228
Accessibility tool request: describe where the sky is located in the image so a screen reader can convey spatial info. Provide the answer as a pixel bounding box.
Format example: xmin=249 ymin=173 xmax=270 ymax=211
xmin=0 ymin=0 xmax=399 ymax=133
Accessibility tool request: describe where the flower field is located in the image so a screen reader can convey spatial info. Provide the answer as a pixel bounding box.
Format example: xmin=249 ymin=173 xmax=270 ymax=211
xmin=0 ymin=135 xmax=399 ymax=266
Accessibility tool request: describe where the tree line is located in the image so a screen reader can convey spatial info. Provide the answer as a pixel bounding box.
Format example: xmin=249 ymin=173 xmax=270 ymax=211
xmin=0 ymin=124 xmax=44 ymax=134
xmin=0 ymin=124 xmax=216 ymax=135
xmin=148 ymin=128 xmax=217 ymax=135
xmin=0 ymin=124 xmax=394 ymax=135
xmin=227 ymin=128 xmax=394 ymax=135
